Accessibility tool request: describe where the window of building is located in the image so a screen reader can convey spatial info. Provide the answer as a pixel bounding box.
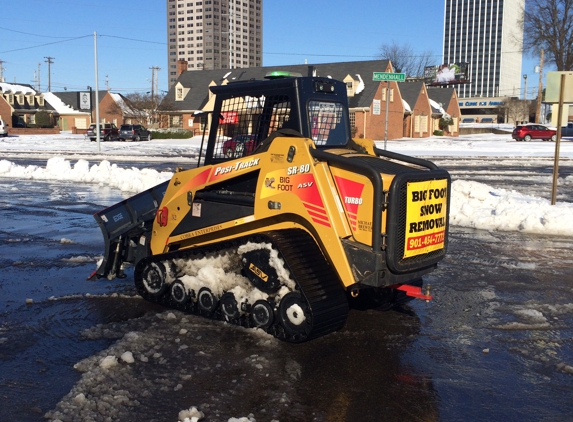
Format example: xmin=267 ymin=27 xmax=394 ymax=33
xmin=170 ymin=115 xmax=183 ymax=128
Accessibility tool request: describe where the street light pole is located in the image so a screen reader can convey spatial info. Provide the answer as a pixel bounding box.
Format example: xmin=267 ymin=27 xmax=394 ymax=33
xmin=536 ymin=50 xmax=544 ymax=123
xmin=87 ymin=85 xmax=93 ymax=124
xmin=94 ymin=31 xmax=101 ymax=153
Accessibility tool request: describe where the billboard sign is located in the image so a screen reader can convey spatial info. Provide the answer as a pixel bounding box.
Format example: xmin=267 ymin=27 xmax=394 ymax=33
xmin=424 ymin=62 xmax=470 ymax=86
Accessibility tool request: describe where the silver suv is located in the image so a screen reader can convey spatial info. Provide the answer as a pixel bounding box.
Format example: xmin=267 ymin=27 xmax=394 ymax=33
xmin=0 ymin=120 xmax=8 ymax=137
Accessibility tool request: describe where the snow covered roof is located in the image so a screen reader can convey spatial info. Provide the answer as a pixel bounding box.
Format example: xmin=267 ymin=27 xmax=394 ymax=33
xmin=429 ymin=98 xmax=446 ymax=115
xmin=402 ymin=99 xmax=411 ymax=113
xmin=110 ymin=93 xmax=138 ymax=116
xmin=0 ymin=82 xmax=36 ymax=95
xmin=354 ymin=74 xmax=365 ymax=95
xmin=429 ymin=98 xmax=452 ymax=118
xmin=42 ymin=92 xmax=86 ymax=115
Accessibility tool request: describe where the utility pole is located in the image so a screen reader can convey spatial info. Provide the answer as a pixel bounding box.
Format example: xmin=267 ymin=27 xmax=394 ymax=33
xmin=44 ymin=56 xmax=54 ymax=91
xmin=536 ymin=49 xmax=544 ymax=123
xmin=149 ymin=66 xmax=161 ymax=125
xmin=150 ymin=66 xmax=161 ymax=100
xmin=0 ymin=60 xmax=5 ymax=82
xmin=37 ymin=62 xmax=41 ymax=92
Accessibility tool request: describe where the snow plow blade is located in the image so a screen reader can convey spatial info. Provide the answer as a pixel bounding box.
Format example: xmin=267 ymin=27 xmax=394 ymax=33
xmin=89 ymin=180 xmax=169 ymax=280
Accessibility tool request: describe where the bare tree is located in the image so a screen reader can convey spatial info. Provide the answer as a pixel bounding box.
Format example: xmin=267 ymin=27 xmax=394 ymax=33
xmin=124 ymin=92 xmax=166 ymax=126
xmin=520 ymin=0 xmax=573 ymax=70
xmin=502 ymin=98 xmax=531 ymax=125
xmin=378 ymin=41 xmax=435 ymax=77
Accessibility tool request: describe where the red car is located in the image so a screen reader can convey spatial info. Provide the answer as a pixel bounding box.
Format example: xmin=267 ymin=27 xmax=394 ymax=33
xmin=512 ymin=124 xmax=556 ymax=142
xmin=222 ymin=134 xmax=257 ymax=158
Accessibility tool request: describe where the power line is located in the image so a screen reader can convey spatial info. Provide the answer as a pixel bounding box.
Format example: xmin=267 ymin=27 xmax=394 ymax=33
xmin=0 ymin=35 xmax=92 ymax=54
xmin=0 ymin=26 xmax=77 ymax=39
xmin=100 ymin=34 xmax=166 ymax=45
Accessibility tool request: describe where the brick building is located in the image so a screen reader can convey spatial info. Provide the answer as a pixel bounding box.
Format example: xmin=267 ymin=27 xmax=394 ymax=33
xmin=159 ymin=59 xmax=461 ymax=140
xmin=0 ymin=82 xmax=144 ymax=132
xmin=0 ymin=82 xmax=49 ymax=128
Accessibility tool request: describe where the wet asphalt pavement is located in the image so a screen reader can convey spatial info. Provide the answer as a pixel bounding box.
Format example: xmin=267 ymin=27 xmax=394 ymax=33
xmin=1 ymin=157 xmax=572 ymax=422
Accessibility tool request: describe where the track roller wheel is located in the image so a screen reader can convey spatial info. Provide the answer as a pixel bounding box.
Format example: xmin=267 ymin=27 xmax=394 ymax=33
xmin=171 ymin=280 xmax=191 ymax=304
xmin=197 ymin=287 xmax=218 ymax=314
xmin=251 ymin=299 xmax=274 ymax=329
xmin=278 ymin=292 xmax=311 ymax=338
xmin=221 ymin=292 xmax=240 ymax=319
xmin=141 ymin=262 xmax=168 ymax=297
xmin=242 ymin=249 xmax=281 ymax=292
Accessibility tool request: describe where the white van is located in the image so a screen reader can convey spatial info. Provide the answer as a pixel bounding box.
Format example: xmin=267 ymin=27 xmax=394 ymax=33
xmin=0 ymin=120 xmax=8 ymax=137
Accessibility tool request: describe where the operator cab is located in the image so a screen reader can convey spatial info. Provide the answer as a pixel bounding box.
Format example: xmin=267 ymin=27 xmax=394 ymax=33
xmin=203 ymin=72 xmax=352 ymax=165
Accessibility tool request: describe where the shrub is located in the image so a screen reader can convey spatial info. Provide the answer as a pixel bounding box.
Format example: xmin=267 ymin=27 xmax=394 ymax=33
xmin=433 ymin=129 xmax=444 ymax=136
xmin=150 ymin=129 xmax=194 ymax=139
xmin=35 ymin=111 xmax=53 ymax=128
xmin=439 ymin=116 xmax=454 ymax=131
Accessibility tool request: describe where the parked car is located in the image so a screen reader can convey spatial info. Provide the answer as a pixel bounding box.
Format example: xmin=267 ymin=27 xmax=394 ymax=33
xmin=87 ymin=123 xmax=119 ymax=142
xmin=222 ymin=134 xmax=257 ymax=158
xmin=512 ymin=124 xmax=557 ymax=142
xmin=118 ymin=124 xmax=152 ymax=142
xmin=0 ymin=120 xmax=8 ymax=137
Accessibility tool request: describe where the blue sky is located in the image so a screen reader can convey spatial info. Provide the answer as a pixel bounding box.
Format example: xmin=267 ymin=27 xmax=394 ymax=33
xmin=1 ymin=0 xmax=539 ymax=96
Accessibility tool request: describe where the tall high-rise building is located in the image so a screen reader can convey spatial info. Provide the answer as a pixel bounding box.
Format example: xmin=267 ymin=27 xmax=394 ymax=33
xmin=167 ymin=0 xmax=263 ymax=87
xmin=443 ymin=0 xmax=524 ymax=98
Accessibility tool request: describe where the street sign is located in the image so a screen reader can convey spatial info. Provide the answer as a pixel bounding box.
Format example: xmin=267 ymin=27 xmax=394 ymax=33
xmin=373 ymin=72 xmax=406 ymax=82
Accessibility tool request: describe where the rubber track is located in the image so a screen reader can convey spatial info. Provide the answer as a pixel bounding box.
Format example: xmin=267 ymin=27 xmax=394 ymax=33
xmin=133 ymin=229 xmax=349 ymax=343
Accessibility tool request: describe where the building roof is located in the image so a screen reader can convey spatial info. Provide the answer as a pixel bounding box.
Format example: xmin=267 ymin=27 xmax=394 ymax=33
xmin=426 ymin=87 xmax=456 ymax=109
xmin=0 ymin=82 xmax=36 ymax=95
xmin=109 ymin=93 xmax=140 ymax=116
xmin=0 ymin=82 xmax=51 ymax=113
xmin=50 ymin=90 xmax=108 ymax=111
xmin=43 ymin=92 xmax=88 ymax=115
xmin=163 ymin=60 xmax=391 ymax=112
xmin=399 ymin=82 xmax=425 ymax=110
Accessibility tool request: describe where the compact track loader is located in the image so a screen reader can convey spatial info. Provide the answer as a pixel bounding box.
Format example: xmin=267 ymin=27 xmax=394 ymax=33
xmin=91 ymin=73 xmax=451 ymax=342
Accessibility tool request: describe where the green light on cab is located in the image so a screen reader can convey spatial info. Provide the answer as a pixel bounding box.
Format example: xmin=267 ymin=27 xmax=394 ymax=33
xmin=264 ymin=71 xmax=303 ymax=79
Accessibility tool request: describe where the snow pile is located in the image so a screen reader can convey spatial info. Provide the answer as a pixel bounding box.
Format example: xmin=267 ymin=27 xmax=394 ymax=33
xmin=450 ymin=180 xmax=573 ymax=236
xmin=0 ymin=157 xmax=172 ymax=193
xmin=1 ymin=134 xmax=573 ymax=237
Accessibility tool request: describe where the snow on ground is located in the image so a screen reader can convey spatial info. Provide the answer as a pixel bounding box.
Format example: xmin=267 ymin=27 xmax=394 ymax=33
xmin=1 ymin=131 xmax=573 ymax=237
